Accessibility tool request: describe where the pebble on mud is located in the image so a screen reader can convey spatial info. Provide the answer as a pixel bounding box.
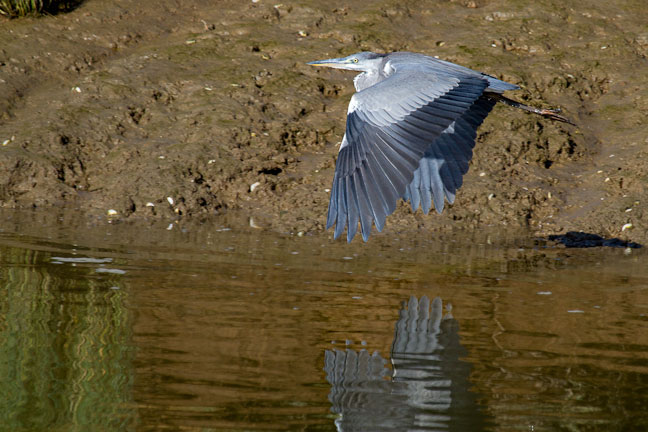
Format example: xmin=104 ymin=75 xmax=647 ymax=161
xmin=484 ymin=11 xmax=517 ymax=21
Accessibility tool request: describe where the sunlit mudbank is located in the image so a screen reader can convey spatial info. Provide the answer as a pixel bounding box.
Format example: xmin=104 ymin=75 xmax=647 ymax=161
xmin=0 ymin=0 xmax=646 ymax=244
xmin=325 ymin=296 xmax=491 ymax=431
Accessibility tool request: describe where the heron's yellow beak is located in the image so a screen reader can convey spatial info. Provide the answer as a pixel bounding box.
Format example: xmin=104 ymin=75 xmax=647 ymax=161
xmin=306 ymin=58 xmax=353 ymax=69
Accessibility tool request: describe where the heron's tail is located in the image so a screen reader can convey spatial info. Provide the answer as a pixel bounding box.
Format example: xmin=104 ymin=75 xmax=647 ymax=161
xmin=482 ymin=74 xmax=520 ymax=92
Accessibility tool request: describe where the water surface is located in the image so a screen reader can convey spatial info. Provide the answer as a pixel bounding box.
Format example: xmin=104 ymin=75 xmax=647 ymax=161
xmin=0 ymin=212 xmax=647 ymax=431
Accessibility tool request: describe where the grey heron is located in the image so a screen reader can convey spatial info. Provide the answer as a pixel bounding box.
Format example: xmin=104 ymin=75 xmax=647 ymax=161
xmin=308 ymin=51 xmax=573 ymax=242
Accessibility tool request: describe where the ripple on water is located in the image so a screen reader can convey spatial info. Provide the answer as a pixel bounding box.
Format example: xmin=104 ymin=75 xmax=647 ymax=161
xmin=0 ymin=214 xmax=646 ymax=431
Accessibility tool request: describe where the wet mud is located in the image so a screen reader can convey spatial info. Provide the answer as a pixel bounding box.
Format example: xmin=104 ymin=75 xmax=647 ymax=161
xmin=0 ymin=0 xmax=646 ymax=242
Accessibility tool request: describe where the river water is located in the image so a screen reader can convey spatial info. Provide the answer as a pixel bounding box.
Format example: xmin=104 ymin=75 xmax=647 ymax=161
xmin=0 ymin=211 xmax=646 ymax=431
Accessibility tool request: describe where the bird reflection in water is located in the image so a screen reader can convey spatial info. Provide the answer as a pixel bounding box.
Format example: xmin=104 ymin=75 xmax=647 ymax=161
xmin=324 ymin=296 xmax=492 ymax=431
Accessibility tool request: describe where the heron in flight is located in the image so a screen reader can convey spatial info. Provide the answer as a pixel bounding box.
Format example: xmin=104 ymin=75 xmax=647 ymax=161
xmin=308 ymin=51 xmax=573 ymax=242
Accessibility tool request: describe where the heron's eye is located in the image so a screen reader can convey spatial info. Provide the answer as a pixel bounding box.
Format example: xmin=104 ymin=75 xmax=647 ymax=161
xmin=352 ymin=58 xmax=359 ymax=63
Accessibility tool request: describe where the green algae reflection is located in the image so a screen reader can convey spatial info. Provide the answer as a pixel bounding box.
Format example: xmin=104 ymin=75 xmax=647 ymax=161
xmin=0 ymin=245 xmax=136 ymax=431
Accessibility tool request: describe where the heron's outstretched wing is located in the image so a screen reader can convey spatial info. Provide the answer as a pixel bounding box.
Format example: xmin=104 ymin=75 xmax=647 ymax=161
xmin=327 ymin=70 xmax=489 ymax=242
xmin=403 ymin=96 xmax=497 ymax=214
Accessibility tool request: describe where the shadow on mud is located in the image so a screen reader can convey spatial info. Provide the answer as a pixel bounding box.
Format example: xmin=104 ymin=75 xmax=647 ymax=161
xmin=0 ymin=0 xmax=82 ymax=18
xmin=547 ymin=231 xmax=643 ymax=249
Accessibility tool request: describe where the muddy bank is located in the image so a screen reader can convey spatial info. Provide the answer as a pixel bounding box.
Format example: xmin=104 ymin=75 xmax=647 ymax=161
xmin=0 ymin=0 xmax=646 ymax=242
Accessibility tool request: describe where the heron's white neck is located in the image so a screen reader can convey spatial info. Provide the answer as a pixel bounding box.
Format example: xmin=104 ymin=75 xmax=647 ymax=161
xmin=353 ymin=71 xmax=383 ymax=92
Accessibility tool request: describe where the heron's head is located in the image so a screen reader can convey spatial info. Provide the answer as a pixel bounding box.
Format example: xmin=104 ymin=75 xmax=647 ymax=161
xmin=307 ymin=51 xmax=385 ymax=72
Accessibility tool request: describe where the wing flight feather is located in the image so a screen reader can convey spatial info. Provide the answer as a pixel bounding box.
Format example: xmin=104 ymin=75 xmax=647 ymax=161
xmin=327 ymin=66 xmax=490 ymax=241
xmin=406 ymin=96 xmax=497 ymax=214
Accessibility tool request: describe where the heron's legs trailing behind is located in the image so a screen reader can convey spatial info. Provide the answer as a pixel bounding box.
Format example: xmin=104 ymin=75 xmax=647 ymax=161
xmin=488 ymin=93 xmax=575 ymax=125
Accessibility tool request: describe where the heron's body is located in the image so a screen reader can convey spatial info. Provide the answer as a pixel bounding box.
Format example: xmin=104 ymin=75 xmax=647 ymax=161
xmin=308 ymin=51 xmax=572 ymax=242
xmin=350 ymin=52 xmax=517 ymax=93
